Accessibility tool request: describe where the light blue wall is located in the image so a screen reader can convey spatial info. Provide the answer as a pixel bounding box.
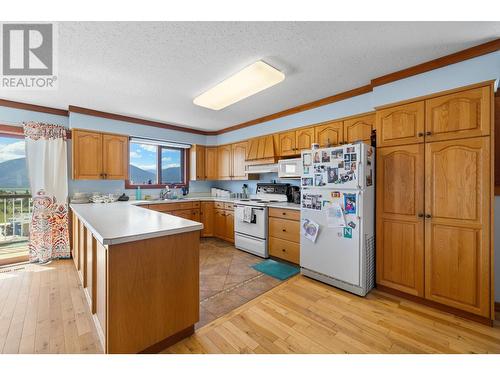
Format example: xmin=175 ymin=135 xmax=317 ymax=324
xmin=0 ymin=106 xmax=69 ymax=127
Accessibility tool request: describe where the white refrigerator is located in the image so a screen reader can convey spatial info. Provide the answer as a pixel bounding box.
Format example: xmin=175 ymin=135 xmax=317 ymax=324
xmin=300 ymin=143 xmax=375 ymax=296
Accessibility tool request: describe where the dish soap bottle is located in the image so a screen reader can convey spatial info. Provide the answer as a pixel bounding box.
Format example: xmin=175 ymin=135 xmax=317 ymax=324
xmin=135 ymin=186 xmax=142 ymax=200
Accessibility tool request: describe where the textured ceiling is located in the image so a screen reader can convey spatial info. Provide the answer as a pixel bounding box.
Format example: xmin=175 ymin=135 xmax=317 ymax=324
xmin=1 ymin=22 xmax=499 ymax=131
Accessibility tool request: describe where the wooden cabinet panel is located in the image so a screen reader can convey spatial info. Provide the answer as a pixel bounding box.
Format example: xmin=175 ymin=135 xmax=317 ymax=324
xmin=78 ymin=221 xmax=87 ymax=286
xmin=231 ymin=142 xmax=247 ymax=179
xmin=315 ymin=121 xmax=344 ymax=147
xmin=102 ymin=134 xmax=128 ymax=180
xmin=170 ymin=209 xmax=193 ymax=220
xmin=246 ymin=138 xmax=259 ymax=160
xmin=200 ymin=202 xmax=214 ymax=237
xmin=296 ymin=127 xmax=314 ymax=151
xmin=269 ymin=237 xmax=300 ymax=264
xmin=214 ymin=209 xmax=226 ymax=239
xmin=376 ymin=101 xmax=425 ymax=147
xmin=269 ymin=217 xmax=300 ymax=243
xmin=376 ymin=144 xmax=425 ymax=296
xmin=279 ymin=131 xmax=296 ymax=156
xmin=191 ymin=209 xmax=200 ymax=222
xmin=72 ymin=213 xmax=80 ymax=270
xmin=424 ymin=137 xmax=490 ymax=316
xmin=214 ymin=201 xmax=225 ymax=209
xmin=205 ymin=147 xmax=218 ymax=180
xmin=269 ymin=208 xmax=300 ymax=221
xmin=344 ymin=114 xmax=374 ymax=145
xmin=225 ymin=210 xmax=234 ymax=243
xmin=217 ymin=145 xmax=232 ymax=180
xmin=72 ymin=130 xmax=103 ymax=179
xmin=86 ymin=230 xmax=97 ymax=314
xmin=425 ymin=86 xmax=490 ymax=142
xmin=190 ymin=144 xmax=205 ymax=181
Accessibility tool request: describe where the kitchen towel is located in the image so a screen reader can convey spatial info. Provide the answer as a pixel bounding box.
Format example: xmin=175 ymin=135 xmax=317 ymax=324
xmin=243 ymin=206 xmax=253 ymax=223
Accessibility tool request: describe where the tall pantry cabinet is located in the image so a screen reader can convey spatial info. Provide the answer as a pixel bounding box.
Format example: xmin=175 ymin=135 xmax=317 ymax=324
xmin=375 ymin=82 xmax=494 ymax=321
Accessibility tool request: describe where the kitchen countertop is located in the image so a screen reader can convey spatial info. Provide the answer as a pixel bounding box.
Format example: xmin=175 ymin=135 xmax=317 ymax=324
xmin=70 ymin=201 xmax=203 ymax=245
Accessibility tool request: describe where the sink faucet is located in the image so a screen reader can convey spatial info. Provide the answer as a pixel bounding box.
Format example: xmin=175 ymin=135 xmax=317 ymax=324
xmin=159 ymin=185 xmax=171 ymax=200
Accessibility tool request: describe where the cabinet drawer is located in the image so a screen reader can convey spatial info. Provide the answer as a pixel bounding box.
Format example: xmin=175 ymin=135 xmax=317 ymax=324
xmin=269 ymin=217 xmax=300 ymax=243
xmin=224 ymin=202 xmax=234 ymax=210
xmin=214 ymin=201 xmax=225 ymax=209
xmin=269 ymin=237 xmax=300 ymax=264
xmin=269 ymin=208 xmax=300 ymax=221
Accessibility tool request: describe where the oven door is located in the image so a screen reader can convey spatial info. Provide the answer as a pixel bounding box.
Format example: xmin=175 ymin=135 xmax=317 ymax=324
xmin=234 ymin=205 xmax=267 ymax=239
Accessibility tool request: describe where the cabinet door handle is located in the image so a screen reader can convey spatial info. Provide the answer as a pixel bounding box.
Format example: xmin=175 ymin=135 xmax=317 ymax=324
xmin=282 ymin=228 xmax=286 ymax=232
xmin=418 ymin=213 xmax=424 ymax=218
xmin=417 ymin=132 xmax=424 ymax=137
xmin=282 ymin=248 xmax=286 ymax=252
xmin=425 ymin=214 xmax=432 ymax=219
xmin=425 ymin=131 xmax=432 ymax=136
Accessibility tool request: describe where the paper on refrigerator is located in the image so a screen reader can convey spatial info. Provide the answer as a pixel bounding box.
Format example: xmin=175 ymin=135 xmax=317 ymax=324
xmin=325 ymin=202 xmax=347 ymax=228
xmin=301 ymin=218 xmax=320 ymax=243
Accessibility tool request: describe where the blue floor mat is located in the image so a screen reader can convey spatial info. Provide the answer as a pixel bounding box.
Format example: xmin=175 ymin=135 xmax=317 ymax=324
xmin=252 ymin=259 xmax=300 ymax=280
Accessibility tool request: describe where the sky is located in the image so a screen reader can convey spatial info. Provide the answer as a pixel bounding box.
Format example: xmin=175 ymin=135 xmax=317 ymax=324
xmin=0 ymin=136 xmax=26 ymax=163
xmin=129 ymin=142 xmax=181 ymax=172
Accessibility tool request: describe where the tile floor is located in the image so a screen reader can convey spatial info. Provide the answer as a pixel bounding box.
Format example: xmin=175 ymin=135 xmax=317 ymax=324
xmin=197 ymin=238 xmax=282 ymax=328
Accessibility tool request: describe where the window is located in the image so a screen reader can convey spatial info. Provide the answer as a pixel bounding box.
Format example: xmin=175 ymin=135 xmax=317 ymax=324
xmin=127 ymin=139 xmax=188 ymax=188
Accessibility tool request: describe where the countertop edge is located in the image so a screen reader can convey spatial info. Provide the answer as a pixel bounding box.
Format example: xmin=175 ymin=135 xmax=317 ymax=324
xmin=70 ymin=203 xmax=203 ymax=246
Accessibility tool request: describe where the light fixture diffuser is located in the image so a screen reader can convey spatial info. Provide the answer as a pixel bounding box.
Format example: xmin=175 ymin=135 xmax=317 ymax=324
xmin=193 ymin=61 xmax=285 ymax=110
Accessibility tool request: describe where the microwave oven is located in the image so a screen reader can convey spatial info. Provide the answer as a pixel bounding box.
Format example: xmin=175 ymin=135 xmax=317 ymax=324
xmin=278 ymin=158 xmax=302 ymax=179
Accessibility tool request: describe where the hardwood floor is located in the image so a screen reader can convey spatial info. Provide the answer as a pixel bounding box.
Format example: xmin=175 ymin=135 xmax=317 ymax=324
xmin=165 ymin=276 xmax=500 ymax=354
xmin=1 ymin=256 xmax=499 ymax=354
xmin=0 ymin=260 xmax=101 ymax=354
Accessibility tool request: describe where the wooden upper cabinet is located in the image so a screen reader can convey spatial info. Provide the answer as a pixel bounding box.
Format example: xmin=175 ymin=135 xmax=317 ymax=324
xmin=344 ymin=114 xmax=374 ymax=145
xmin=231 ymin=142 xmax=247 ymax=179
xmin=376 ymin=101 xmax=425 ymax=147
xmin=102 ymin=134 xmax=128 ymax=180
xmin=190 ymin=144 xmax=205 ymax=181
xmin=217 ymin=145 xmax=232 ymax=180
xmin=205 ymin=147 xmax=218 ymax=180
xmin=72 ymin=130 xmax=103 ymax=179
xmin=425 ymin=86 xmax=490 ymax=142
xmin=424 ymin=137 xmax=490 ymax=317
xmin=376 ymin=144 xmax=425 ymax=297
xmin=279 ymin=131 xmax=296 ymax=156
xmin=315 ymin=121 xmax=343 ymax=147
xmin=296 ymin=127 xmax=314 ymax=152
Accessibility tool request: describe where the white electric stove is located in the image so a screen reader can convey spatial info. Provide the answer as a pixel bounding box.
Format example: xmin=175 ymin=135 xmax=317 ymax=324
xmin=234 ymin=183 xmax=290 ymax=258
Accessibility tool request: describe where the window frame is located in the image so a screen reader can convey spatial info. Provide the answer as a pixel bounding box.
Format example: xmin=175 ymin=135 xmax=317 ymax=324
xmin=125 ymin=139 xmax=190 ymax=189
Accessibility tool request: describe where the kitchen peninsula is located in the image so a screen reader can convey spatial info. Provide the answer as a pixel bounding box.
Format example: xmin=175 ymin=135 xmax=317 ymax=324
xmin=70 ymin=202 xmax=203 ymax=354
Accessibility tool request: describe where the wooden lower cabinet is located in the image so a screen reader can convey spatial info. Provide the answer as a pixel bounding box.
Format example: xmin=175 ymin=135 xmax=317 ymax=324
xmin=424 ymin=137 xmax=490 ymax=317
xmin=72 ymin=211 xmax=201 ymax=353
xmin=376 ymin=136 xmax=492 ymax=318
xmin=200 ymin=202 xmax=214 ymax=237
xmin=376 ymin=144 xmax=425 ymax=297
xmin=268 ymin=208 xmax=300 ymax=264
xmin=213 ymin=206 xmax=234 ymax=243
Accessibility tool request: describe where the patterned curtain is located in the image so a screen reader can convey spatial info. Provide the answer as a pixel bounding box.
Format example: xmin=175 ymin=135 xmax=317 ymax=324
xmin=23 ymin=122 xmax=70 ymax=263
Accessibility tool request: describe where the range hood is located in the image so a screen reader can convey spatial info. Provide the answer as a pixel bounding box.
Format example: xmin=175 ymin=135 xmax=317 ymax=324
xmin=244 ymin=163 xmax=278 ymax=175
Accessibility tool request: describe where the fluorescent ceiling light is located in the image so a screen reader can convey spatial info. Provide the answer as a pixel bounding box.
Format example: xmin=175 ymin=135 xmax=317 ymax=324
xmin=193 ymin=61 xmax=285 ymax=110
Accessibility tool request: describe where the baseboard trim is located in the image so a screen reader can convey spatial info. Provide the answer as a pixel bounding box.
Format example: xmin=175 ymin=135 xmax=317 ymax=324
xmin=376 ymin=285 xmax=493 ymax=326
xmin=139 ymin=325 xmax=195 ymax=354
